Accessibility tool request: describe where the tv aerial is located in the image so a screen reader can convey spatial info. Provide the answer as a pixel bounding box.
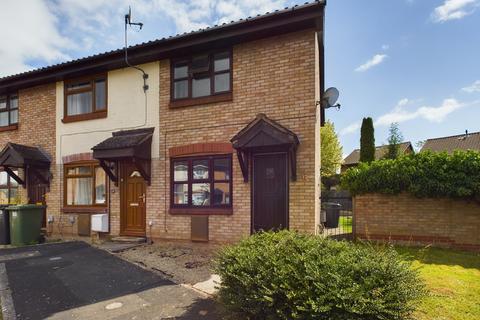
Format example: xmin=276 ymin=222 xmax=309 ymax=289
xmin=124 ymin=6 xmax=148 ymax=91
xmin=317 ymin=87 xmax=341 ymax=110
xmin=125 ymin=7 xmax=143 ymax=30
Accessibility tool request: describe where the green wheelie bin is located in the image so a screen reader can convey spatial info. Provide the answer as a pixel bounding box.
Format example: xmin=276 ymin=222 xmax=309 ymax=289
xmin=7 ymin=204 xmax=45 ymax=246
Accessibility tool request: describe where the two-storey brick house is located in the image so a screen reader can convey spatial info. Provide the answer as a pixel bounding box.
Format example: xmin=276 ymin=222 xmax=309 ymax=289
xmin=0 ymin=1 xmax=326 ymax=242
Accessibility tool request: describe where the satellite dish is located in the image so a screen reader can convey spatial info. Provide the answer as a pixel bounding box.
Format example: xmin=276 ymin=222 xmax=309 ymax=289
xmin=322 ymin=87 xmax=340 ymax=109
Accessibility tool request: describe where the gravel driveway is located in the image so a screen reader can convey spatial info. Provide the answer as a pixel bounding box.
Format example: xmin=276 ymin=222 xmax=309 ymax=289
xmin=114 ymin=241 xmax=222 ymax=286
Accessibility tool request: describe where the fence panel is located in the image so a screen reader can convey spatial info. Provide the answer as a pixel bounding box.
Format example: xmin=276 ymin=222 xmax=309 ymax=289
xmin=320 ymin=190 xmax=353 ymax=240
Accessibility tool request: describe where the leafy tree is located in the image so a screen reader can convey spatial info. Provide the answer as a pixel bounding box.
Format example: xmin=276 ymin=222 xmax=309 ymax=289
xmin=320 ymin=121 xmax=343 ymax=177
xmin=384 ymin=122 xmax=404 ymax=160
xmin=359 ymin=117 xmax=375 ymax=163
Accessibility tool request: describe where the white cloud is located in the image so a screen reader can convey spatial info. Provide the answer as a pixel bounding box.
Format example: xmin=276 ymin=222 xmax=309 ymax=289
xmin=376 ymin=98 xmax=471 ymax=126
xmin=431 ymin=0 xmax=479 ymax=23
xmin=0 ymin=0 xmax=72 ymax=77
xmin=355 ymin=54 xmax=388 ymax=72
xmin=340 ymin=122 xmax=361 ymax=136
xmin=462 ymin=80 xmax=480 ymax=93
xmin=1 ymin=0 xmax=290 ymax=78
xmin=341 ymin=98 xmax=478 ymax=135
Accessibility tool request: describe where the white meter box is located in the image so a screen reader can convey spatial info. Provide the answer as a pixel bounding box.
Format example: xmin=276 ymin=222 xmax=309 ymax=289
xmin=91 ymin=214 xmax=109 ymax=232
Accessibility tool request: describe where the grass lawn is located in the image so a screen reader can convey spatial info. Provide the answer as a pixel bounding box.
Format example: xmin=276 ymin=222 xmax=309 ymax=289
xmin=396 ymin=246 xmax=480 ymax=320
xmin=338 ymin=216 xmax=352 ymax=233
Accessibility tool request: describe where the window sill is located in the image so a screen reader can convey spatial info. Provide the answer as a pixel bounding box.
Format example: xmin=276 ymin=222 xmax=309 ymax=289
xmin=169 ymin=207 xmax=233 ymax=215
xmin=169 ymin=92 xmax=232 ymax=108
xmin=61 ymin=206 xmax=108 ymax=214
xmin=0 ymin=124 xmax=18 ymax=132
xmin=62 ymin=110 xmax=107 ymax=123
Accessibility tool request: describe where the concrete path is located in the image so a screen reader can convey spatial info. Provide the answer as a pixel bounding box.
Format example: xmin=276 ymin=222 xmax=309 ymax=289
xmin=47 ymin=285 xmax=219 ymax=320
xmin=0 ymin=241 xmax=222 ymax=320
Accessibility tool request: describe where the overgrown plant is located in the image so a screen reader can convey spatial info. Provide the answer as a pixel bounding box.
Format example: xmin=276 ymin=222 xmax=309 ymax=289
xmin=341 ymin=150 xmax=480 ymax=201
xmin=11 ymin=192 xmax=28 ymax=205
xmin=215 ymin=231 xmax=425 ymax=320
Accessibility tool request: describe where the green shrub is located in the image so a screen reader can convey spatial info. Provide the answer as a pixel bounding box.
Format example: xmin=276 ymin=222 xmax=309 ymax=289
xmin=215 ymin=231 xmax=425 ymax=320
xmin=341 ymin=150 xmax=480 ymax=200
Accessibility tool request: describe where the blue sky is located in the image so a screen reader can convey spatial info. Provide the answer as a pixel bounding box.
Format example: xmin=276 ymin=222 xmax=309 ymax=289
xmin=325 ymin=0 xmax=480 ymax=156
xmin=1 ymin=0 xmax=479 ymax=157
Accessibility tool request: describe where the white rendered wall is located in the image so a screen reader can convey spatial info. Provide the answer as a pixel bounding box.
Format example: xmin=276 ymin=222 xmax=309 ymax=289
xmin=55 ymin=62 xmax=160 ymax=164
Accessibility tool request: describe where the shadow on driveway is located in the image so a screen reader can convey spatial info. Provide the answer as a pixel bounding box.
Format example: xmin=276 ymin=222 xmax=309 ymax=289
xmin=0 ymin=241 xmax=222 ymax=320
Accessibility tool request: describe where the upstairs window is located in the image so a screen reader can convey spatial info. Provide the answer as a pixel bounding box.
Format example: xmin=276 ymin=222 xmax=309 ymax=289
xmin=172 ymin=50 xmax=232 ymax=101
xmin=0 ymin=94 xmax=19 ymax=128
xmin=64 ymin=75 xmax=107 ymax=122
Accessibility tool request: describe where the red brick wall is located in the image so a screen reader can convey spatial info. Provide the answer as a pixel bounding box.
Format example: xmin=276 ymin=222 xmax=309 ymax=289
xmin=0 ymin=84 xmax=56 ymax=162
xmin=153 ymin=29 xmax=318 ymax=242
xmin=354 ymin=193 xmax=480 ymax=251
xmin=0 ymin=84 xmax=61 ymax=224
xmin=0 ymin=29 xmax=319 ymax=242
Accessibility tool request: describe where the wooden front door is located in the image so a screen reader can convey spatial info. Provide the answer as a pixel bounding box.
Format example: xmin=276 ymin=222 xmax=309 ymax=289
xmin=27 ymin=173 xmax=47 ymax=228
xmin=252 ymin=153 xmax=288 ymax=232
xmin=120 ymin=163 xmax=146 ymax=236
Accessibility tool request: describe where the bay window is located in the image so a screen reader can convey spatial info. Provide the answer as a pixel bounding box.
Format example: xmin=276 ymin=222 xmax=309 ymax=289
xmin=0 ymin=170 xmax=19 ymax=204
xmin=171 ymin=155 xmax=232 ymax=209
xmin=64 ymin=163 xmax=107 ymax=207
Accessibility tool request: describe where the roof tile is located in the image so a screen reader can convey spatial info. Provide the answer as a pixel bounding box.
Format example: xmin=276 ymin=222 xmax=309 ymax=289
xmin=420 ymin=131 xmax=480 ymax=153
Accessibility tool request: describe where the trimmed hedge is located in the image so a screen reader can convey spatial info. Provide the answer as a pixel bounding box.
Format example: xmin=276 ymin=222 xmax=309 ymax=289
xmin=215 ymin=231 xmax=425 ymax=320
xmin=341 ymin=151 xmax=480 ymax=200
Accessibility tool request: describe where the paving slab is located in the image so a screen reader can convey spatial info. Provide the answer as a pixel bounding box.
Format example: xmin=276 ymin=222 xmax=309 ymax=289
xmin=0 ymin=251 xmax=40 ymax=263
xmin=97 ymin=242 xmax=142 ymax=253
xmin=192 ymin=274 xmax=221 ymax=295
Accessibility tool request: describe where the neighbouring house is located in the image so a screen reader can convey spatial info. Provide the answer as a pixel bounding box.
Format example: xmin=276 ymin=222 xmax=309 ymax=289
xmin=341 ymin=142 xmax=413 ymax=172
xmin=420 ymin=130 xmax=480 ymax=153
xmin=0 ymin=1 xmax=326 ymax=242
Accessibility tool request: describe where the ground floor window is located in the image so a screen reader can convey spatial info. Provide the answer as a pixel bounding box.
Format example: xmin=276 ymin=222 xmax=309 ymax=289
xmin=0 ymin=170 xmax=19 ymax=204
xmin=64 ymin=163 xmax=107 ymax=207
xmin=171 ymin=155 xmax=232 ymax=208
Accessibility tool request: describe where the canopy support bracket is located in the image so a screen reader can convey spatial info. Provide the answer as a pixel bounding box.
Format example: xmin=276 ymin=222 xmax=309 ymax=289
xmin=4 ymin=166 xmax=25 ymax=187
xmin=99 ymin=160 xmax=118 ymax=187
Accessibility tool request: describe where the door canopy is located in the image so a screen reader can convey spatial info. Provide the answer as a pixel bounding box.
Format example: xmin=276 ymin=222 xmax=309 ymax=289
xmin=0 ymin=143 xmax=51 ymax=188
xmin=231 ymin=113 xmax=299 ymax=182
xmin=92 ymin=128 xmax=154 ymax=186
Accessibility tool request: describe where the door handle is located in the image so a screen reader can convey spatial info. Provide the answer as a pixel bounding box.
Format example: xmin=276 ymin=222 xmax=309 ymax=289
xmin=139 ymin=193 xmax=146 ymax=203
